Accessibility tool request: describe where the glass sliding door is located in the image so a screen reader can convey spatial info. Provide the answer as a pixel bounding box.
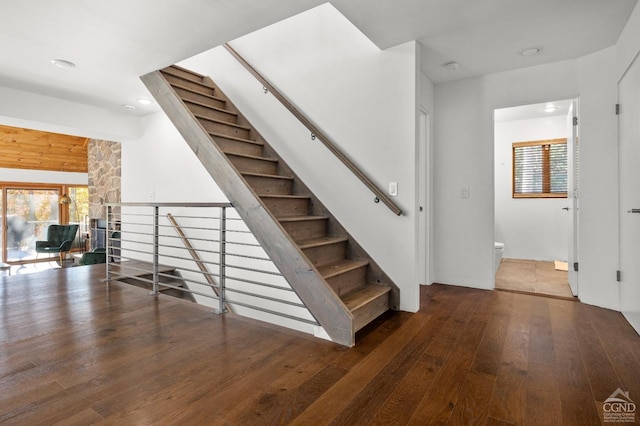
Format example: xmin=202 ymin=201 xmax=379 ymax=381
xmin=5 ymin=188 xmax=60 ymax=262
xmin=67 ymin=186 xmax=89 ymax=252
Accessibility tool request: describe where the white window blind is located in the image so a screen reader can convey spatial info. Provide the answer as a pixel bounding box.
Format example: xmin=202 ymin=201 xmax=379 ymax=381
xmin=513 ymin=138 xmax=567 ymax=198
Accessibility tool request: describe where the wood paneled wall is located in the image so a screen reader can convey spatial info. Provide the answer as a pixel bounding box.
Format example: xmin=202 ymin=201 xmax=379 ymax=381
xmin=0 ymin=125 xmax=88 ymax=173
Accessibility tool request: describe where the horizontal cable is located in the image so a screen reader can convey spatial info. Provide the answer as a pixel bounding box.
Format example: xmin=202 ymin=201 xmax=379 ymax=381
xmin=224 ymin=298 xmax=318 ymax=326
xmin=225 ymin=287 xmax=305 ymax=308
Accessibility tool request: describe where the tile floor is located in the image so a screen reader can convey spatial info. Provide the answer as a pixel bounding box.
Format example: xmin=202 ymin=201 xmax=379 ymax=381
xmin=495 ymin=258 xmax=575 ymax=299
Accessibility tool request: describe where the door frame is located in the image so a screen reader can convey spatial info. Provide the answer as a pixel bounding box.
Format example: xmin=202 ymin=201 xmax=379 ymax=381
xmin=617 ymin=50 xmax=640 ymax=333
xmin=417 ymin=107 xmax=432 ymax=286
xmin=492 ymin=98 xmax=580 ymax=293
xmin=0 ymin=181 xmax=86 ymax=264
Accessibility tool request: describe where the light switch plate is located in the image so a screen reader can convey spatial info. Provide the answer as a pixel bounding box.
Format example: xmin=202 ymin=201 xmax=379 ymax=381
xmin=460 ymin=186 xmax=469 ymax=198
xmin=389 ymin=182 xmax=398 ymax=197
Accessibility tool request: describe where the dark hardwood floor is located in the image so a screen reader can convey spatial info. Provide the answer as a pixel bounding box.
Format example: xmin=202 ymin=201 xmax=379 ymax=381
xmin=1 ymin=265 xmax=639 ymax=425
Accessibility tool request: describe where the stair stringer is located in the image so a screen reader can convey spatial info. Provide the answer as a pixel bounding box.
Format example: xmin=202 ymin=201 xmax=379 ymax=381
xmin=142 ymin=70 xmax=355 ymax=346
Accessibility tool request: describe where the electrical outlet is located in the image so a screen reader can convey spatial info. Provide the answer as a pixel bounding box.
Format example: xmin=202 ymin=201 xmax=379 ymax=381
xmin=460 ymin=186 xmax=469 ymax=198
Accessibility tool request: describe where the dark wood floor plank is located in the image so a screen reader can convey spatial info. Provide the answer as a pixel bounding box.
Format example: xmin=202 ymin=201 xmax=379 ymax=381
xmin=488 ymin=293 xmax=532 ymax=425
xmin=328 ymin=314 xmax=444 ymax=426
xmin=573 ymin=304 xmax=623 ymax=404
xmin=587 ymin=305 xmax=640 ymax=424
xmin=407 ymin=292 xmax=491 ymax=425
xmin=369 ymin=353 xmax=441 ymax=425
xmin=548 ymin=300 xmax=601 ymax=425
xmin=447 ymin=370 xmax=496 ymax=425
xmin=527 ymin=296 xmax=556 ymax=367
xmin=524 ymin=361 xmax=562 ymax=425
xmin=367 ymin=290 xmax=474 ymax=425
xmin=288 ymin=311 xmax=431 ymax=425
xmin=2 ymin=270 xmax=640 ymax=424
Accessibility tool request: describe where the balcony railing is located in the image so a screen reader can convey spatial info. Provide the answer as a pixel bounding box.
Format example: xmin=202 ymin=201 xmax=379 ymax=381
xmin=104 ymin=203 xmax=318 ymax=330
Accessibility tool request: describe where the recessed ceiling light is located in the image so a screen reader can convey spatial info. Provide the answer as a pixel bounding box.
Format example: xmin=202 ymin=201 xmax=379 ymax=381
xmin=443 ymin=61 xmax=459 ymax=71
xmin=136 ymin=98 xmax=152 ymax=105
xmin=50 ymin=59 xmax=76 ymax=69
xmin=544 ymin=106 xmax=558 ymax=113
xmin=122 ymin=104 xmax=136 ymax=110
xmin=520 ymin=47 xmax=541 ymax=57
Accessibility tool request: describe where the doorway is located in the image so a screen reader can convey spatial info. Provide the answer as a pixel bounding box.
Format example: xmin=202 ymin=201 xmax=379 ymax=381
xmin=0 ymin=183 xmax=89 ymax=265
xmin=493 ymin=99 xmax=578 ymax=299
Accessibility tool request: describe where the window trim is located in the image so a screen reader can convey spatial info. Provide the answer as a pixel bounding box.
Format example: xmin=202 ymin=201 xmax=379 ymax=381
xmin=512 ymin=138 xmax=568 ymax=199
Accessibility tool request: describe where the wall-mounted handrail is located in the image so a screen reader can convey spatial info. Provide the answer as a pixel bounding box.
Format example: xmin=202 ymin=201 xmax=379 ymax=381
xmin=223 ymin=43 xmax=403 ymax=216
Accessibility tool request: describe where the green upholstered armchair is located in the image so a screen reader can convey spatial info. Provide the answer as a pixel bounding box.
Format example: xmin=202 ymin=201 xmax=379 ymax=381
xmin=78 ymin=247 xmax=107 ymax=265
xmin=35 ymin=224 xmax=79 ymax=263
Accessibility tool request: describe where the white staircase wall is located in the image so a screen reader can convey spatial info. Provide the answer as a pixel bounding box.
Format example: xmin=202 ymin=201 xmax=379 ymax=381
xmin=180 ymin=3 xmax=421 ymax=312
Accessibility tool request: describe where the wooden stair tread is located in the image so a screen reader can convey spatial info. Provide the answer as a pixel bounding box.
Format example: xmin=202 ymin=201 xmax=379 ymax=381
xmin=165 ymin=65 xmax=206 ymax=80
xmin=317 ymin=259 xmax=369 ymax=279
xmin=226 ymin=152 xmax=278 ymax=163
xmin=161 ymin=70 xmax=215 ymax=90
xmin=194 ymin=113 xmax=251 ymax=130
xmin=278 ymin=215 xmax=328 ymax=223
xmin=210 ymin=133 xmax=263 ymax=146
xmin=242 ymin=172 xmax=292 ymax=180
xmin=184 ymin=99 xmax=238 ymax=116
xmin=298 ymin=236 xmax=348 ymax=250
xmin=167 ymin=81 xmax=226 ymax=102
xmin=259 ymin=194 xmax=309 ymax=200
xmin=342 ymin=284 xmax=391 ymax=312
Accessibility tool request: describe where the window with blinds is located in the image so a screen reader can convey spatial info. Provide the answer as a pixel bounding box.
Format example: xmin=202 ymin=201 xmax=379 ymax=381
xmin=512 ymin=138 xmax=567 ymax=198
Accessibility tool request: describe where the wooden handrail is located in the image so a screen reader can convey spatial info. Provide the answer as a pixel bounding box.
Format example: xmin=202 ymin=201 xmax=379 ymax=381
xmin=223 ymin=43 xmax=403 ymax=216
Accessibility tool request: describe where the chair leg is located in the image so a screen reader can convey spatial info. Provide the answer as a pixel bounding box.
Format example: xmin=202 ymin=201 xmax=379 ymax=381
xmin=59 ymin=252 xmax=64 ymax=264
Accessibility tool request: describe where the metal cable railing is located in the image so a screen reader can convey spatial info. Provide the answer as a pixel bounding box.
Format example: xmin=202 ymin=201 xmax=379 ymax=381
xmin=104 ymin=202 xmax=318 ymax=327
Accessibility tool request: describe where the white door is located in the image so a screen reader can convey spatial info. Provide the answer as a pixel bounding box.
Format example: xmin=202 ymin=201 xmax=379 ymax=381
xmin=619 ymin=53 xmax=640 ymax=334
xmin=566 ymin=100 xmax=579 ymax=296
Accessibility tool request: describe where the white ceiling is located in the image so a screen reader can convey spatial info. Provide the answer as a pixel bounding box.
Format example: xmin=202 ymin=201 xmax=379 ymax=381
xmin=0 ymin=0 xmax=637 ymax=117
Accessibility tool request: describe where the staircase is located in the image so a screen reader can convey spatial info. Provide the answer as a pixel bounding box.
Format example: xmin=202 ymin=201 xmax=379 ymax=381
xmin=109 ymin=262 xmax=196 ymax=302
xmin=141 ymin=65 xmax=398 ymax=346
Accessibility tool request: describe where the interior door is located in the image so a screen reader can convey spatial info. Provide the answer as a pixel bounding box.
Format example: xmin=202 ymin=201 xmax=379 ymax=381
xmin=566 ymin=100 xmax=579 ymax=296
xmin=619 ymin=52 xmax=640 ymax=334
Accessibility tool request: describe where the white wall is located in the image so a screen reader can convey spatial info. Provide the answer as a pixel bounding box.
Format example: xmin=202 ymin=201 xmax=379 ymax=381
xmin=434 ymin=46 xmax=620 ymax=309
xmin=121 ymin=112 xmax=226 ymax=203
xmin=180 ymin=4 xmax=422 ymax=312
xmin=0 ymin=168 xmax=87 ymax=185
xmin=494 ymin=115 xmax=569 ymax=261
xmin=617 ymin=1 xmax=640 ymax=79
xmin=0 ymin=86 xmax=141 ymax=141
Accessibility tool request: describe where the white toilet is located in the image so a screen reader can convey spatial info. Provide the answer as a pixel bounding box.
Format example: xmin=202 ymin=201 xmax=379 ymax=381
xmin=494 ymin=242 xmax=504 ymax=273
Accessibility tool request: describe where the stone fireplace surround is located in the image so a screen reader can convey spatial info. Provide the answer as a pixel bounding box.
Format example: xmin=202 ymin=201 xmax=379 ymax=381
xmin=87 ymin=139 xmax=120 ymax=250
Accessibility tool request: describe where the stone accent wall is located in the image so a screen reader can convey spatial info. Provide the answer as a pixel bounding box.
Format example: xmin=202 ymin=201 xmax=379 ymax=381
xmin=88 ymin=139 xmax=121 ymax=220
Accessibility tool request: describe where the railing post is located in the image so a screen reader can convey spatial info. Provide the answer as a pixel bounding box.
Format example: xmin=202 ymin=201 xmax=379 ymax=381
xmin=151 ymin=205 xmax=159 ymax=295
xmin=106 ymin=204 xmax=111 ymax=282
xmin=218 ymin=206 xmax=227 ymax=314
